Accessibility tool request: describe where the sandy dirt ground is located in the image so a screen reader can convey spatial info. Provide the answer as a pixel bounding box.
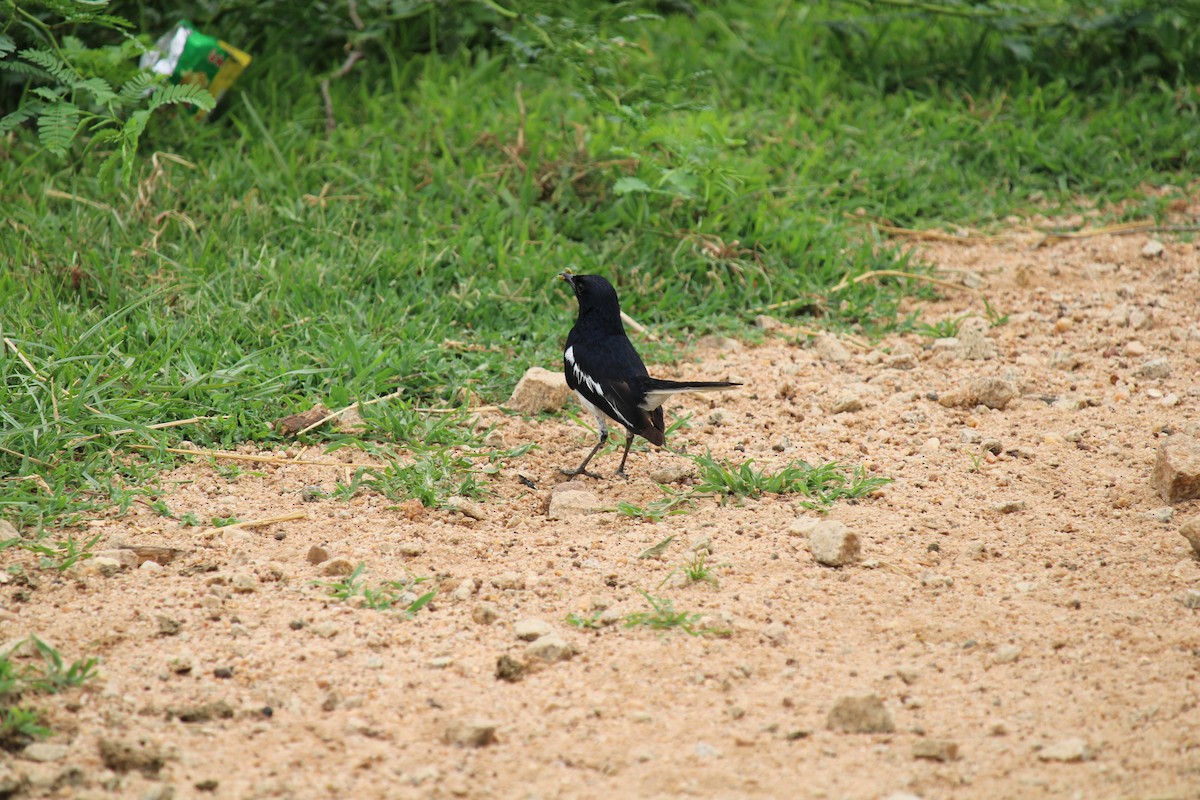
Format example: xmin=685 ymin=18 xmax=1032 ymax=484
xmin=2 ymin=226 xmax=1200 ymax=800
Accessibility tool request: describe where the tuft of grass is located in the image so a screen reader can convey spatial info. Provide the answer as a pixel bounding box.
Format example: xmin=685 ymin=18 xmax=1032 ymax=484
xmin=18 ymin=533 xmax=102 ymax=572
xmin=623 ymin=591 xmax=728 ymax=637
xmin=660 ymin=550 xmax=722 ymax=589
xmin=565 ymin=609 xmax=606 ymax=630
xmin=0 ymin=637 xmax=98 ymax=751
xmin=617 ymin=493 xmax=693 ymax=522
xmin=315 ymin=563 xmax=436 ymax=616
xmin=0 ymin=706 xmax=50 ymax=751
xmin=693 ymin=453 xmax=891 ymax=507
xmin=915 ymin=315 xmax=971 ymax=338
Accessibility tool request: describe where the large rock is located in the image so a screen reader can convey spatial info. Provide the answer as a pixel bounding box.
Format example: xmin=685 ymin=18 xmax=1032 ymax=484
xmin=1151 ymin=435 xmax=1200 ymax=503
xmin=507 ymin=367 xmax=571 ymax=414
xmin=826 ymin=694 xmax=894 ymax=734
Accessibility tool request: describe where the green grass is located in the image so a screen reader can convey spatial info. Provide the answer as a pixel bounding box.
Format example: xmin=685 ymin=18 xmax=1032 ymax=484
xmin=693 ymin=452 xmax=891 ymax=506
xmin=0 ymin=637 xmax=98 ymax=751
xmin=915 ymin=315 xmax=971 ymax=339
xmin=671 ymin=550 xmax=721 ymax=588
xmin=314 ymin=563 xmax=436 ymax=615
xmin=2 ymin=2 xmax=1197 ymax=529
xmin=617 ymin=493 xmax=693 ymax=522
xmin=623 ymin=591 xmax=729 ymax=637
xmin=17 ymin=532 xmax=102 ymax=572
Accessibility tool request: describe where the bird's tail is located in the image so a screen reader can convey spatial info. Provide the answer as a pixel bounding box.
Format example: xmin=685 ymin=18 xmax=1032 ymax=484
xmin=635 ymin=377 xmax=741 ymax=411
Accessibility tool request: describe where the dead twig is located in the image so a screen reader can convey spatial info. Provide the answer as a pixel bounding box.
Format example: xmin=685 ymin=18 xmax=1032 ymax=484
xmin=199 ymin=511 xmax=307 ymax=539
xmin=1034 ymin=219 xmax=1200 ymax=247
xmin=44 ymin=188 xmax=123 ymax=229
xmin=620 ymin=311 xmax=658 ymax=341
xmin=301 ymin=182 xmax=364 ymax=207
xmin=320 ymin=1 xmax=366 ymax=135
xmin=0 ymin=445 xmax=52 ymax=467
xmin=132 ymin=152 xmax=198 ymax=222
xmin=126 ymin=444 xmax=382 ymax=469
xmin=4 ymin=337 xmax=44 ymax=381
xmin=66 ymin=415 xmax=227 ymax=449
xmin=797 ymin=326 xmax=872 ymax=351
xmin=829 ymin=269 xmax=979 ymax=296
xmin=4 ymin=474 xmax=53 ymax=494
xmin=294 ymin=387 xmax=407 ymax=437
xmin=416 ymin=405 xmax=499 ymax=415
xmin=850 ymin=216 xmax=1011 ymax=245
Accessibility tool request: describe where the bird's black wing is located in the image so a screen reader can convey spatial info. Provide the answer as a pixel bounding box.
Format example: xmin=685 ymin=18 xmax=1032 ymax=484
xmin=564 ymin=333 xmax=664 ymax=445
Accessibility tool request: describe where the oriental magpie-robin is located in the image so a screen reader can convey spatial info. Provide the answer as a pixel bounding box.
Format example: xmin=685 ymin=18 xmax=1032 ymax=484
xmin=559 ymin=271 xmax=740 ymax=478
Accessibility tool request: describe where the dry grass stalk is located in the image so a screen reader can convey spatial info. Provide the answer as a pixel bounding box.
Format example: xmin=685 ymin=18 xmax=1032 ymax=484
xmin=199 ymin=511 xmax=307 ymax=539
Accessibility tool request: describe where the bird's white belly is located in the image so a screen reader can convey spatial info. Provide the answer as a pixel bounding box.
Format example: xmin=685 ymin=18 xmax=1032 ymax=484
xmin=576 ymin=392 xmax=611 ymax=433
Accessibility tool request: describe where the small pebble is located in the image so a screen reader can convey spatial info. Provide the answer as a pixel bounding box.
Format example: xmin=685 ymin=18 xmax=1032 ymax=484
xmin=444 ymin=718 xmax=498 ymax=748
xmin=320 ymin=558 xmax=355 ymax=577
xmin=513 ymin=618 xmax=553 ymax=642
xmin=912 ymin=739 xmax=959 ymax=762
xmin=826 ymin=694 xmax=894 ymax=734
xmin=992 ymin=644 xmax=1022 ymax=665
xmin=496 ymin=655 xmax=525 ymax=682
xmin=1135 ymin=358 xmax=1170 ymax=379
xmin=1038 ymin=737 xmax=1092 ymax=762
xmin=807 ymin=520 xmax=861 ymax=567
xmin=525 ymin=633 xmax=577 ymax=663
xmin=311 ymin=622 xmax=339 ymax=639
xmin=472 ymin=603 xmax=500 ymax=625
xmin=1143 ymin=507 xmax=1174 ymax=523
xmin=21 ymin=743 xmax=69 ymax=763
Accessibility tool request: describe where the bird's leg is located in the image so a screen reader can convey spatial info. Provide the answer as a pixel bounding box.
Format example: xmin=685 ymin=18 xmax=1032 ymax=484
xmin=614 ymin=430 xmax=635 ymax=478
xmin=561 ymin=430 xmax=607 ymax=478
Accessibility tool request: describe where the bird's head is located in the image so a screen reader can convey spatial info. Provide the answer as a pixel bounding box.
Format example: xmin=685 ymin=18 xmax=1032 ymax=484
xmin=559 ymin=271 xmax=618 ymax=306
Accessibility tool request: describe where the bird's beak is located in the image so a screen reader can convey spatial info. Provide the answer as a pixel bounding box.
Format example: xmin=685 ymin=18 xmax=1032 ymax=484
xmin=558 ymin=270 xmax=575 ymax=285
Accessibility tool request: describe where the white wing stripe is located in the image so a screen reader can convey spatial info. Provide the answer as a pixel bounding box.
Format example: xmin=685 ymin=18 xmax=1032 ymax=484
xmin=565 ymin=346 xmax=633 ymax=429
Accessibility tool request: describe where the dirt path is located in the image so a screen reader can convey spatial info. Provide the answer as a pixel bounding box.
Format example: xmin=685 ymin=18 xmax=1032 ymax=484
xmin=2 ymin=229 xmax=1199 ymax=799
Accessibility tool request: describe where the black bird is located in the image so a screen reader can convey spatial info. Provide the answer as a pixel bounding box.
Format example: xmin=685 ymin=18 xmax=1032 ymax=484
xmin=559 ymin=271 xmax=740 ymax=477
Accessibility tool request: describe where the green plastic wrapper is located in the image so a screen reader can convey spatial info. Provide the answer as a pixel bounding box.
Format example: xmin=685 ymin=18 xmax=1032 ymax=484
xmin=140 ymin=20 xmax=251 ymax=119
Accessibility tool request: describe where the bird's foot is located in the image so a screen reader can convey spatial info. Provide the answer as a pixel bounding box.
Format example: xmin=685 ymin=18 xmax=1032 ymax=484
xmin=613 ymin=468 xmax=629 ymax=480
xmin=560 ymin=467 xmax=603 ymax=480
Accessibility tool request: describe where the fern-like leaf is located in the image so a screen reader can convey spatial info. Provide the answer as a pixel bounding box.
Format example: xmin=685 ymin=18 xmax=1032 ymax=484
xmin=0 ymin=103 xmax=45 ymax=134
xmin=122 ymin=108 xmax=150 ymax=141
xmin=74 ymin=76 xmax=118 ymax=105
xmin=147 ymin=83 xmax=216 ymax=113
xmin=19 ymin=48 xmax=82 ymax=84
xmin=0 ymin=34 xmax=15 ymax=57
xmin=1 ymin=60 xmax=55 ymax=79
xmin=36 ymin=101 xmax=80 ymax=155
xmin=118 ymin=72 xmax=163 ymax=105
xmin=33 ymin=86 xmax=68 ymax=102
xmin=88 ymin=129 xmax=123 ymax=145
